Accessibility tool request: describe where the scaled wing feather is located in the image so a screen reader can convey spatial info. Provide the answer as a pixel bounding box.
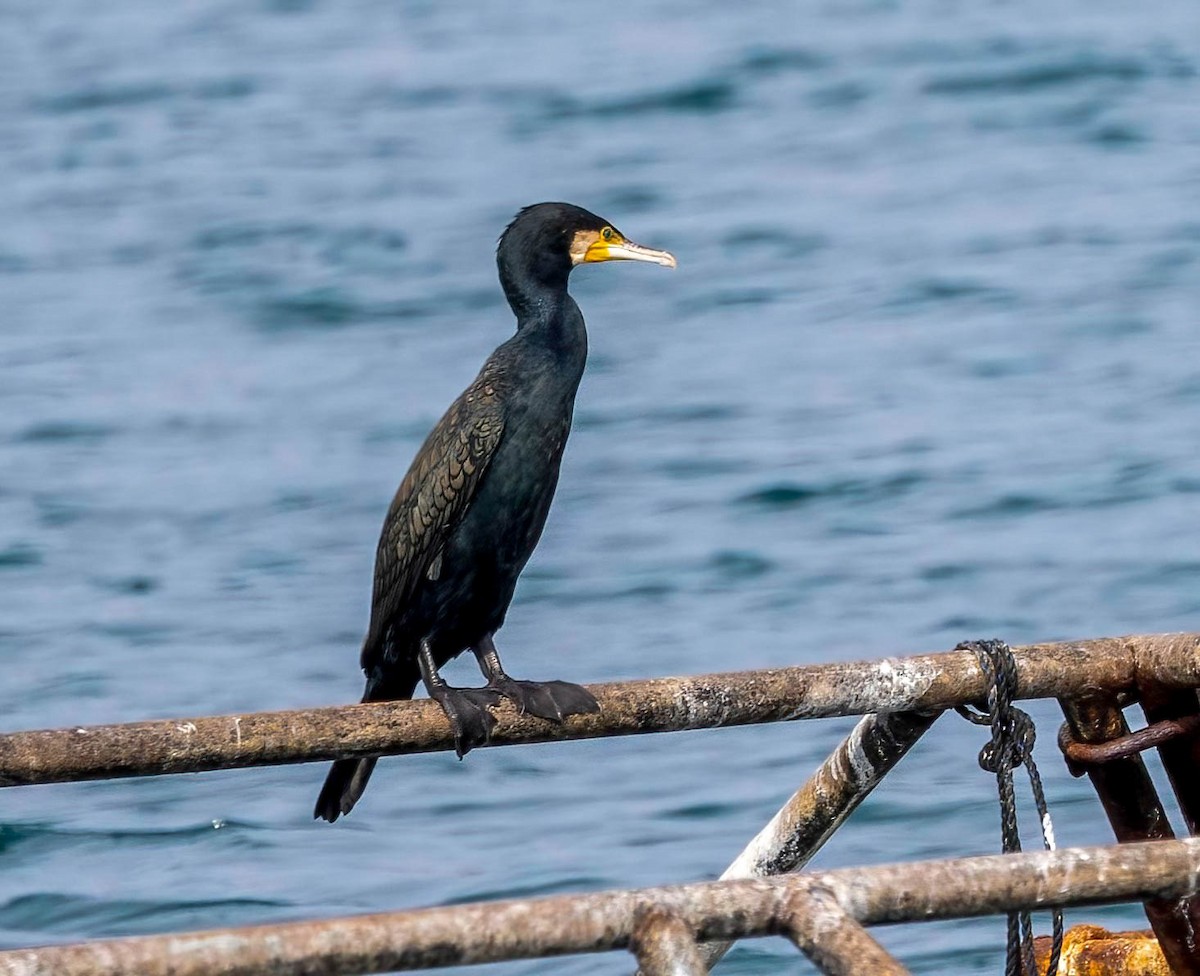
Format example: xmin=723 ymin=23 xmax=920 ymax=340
xmin=362 ymin=369 xmax=505 ymax=656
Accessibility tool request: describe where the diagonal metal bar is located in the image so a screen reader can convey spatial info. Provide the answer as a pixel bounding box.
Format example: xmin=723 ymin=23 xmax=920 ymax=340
xmin=697 ymin=709 xmax=939 ymax=970
xmin=3 ymin=839 xmax=1200 ymax=976
xmin=783 ymin=886 xmax=911 ymax=976
xmin=3 ymin=633 xmax=1196 ymax=788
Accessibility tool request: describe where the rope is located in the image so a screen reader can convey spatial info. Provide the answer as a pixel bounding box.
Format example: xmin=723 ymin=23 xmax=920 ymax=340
xmin=956 ymin=639 xmax=1063 ymax=976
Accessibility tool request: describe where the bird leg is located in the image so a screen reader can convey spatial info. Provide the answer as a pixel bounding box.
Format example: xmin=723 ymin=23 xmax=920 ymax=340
xmin=417 ymin=639 xmax=502 ymax=759
xmin=471 ymin=634 xmax=600 ymax=723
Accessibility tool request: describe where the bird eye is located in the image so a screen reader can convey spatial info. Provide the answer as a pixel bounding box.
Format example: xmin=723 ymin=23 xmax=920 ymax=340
xmin=601 ymin=227 xmax=614 ymax=242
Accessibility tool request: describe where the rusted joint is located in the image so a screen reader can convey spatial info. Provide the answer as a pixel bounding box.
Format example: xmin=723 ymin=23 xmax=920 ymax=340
xmin=630 ymin=906 xmax=705 ymax=976
xmin=774 ymin=884 xmax=831 ymax=936
xmin=1058 ymin=715 xmax=1200 ymax=773
xmin=781 ymin=885 xmax=911 ymax=976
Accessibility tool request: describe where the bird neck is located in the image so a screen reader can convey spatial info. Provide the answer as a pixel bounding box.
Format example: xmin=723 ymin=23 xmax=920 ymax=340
xmin=497 ymin=245 xmax=588 ymax=357
xmin=506 ymin=281 xmax=587 ymax=356
xmin=499 ymin=250 xmax=568 ymax=312
xmin=516 ymin=292 xmax=590 ymax=362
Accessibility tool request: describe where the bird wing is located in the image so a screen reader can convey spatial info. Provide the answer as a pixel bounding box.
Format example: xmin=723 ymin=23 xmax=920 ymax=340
xmin=362 ymin=366 xmax=506 ymax=658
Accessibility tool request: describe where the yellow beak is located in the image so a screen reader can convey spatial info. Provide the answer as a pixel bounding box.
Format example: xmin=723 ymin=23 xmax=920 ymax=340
xmin=584 ymin=237 xmax=677 ymax=269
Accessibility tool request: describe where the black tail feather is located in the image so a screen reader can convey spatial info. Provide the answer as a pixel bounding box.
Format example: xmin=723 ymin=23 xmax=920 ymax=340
xmin=314 ymin=756 xmax=378 ymax=822
xmin=314 ymin=668 xmax=418 ymax=822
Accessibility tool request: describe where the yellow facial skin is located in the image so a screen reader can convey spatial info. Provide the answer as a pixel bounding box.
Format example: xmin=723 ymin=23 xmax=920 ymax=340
xmin=570 ymin=226 xmax=677 ymax=269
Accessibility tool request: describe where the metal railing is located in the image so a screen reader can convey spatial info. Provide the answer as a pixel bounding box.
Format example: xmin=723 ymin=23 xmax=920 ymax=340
xmin=2 ymin=631 xmax=1200 ymax=975
xmin=4 ymin=840 xmax=1199 ymax=976
xmin=3 ymin=632 xmax=1195 ymax=786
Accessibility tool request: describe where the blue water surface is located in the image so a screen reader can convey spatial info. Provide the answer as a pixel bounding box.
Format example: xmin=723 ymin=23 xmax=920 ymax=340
xmin=2 ymin=1 xmax=1199 ymax=972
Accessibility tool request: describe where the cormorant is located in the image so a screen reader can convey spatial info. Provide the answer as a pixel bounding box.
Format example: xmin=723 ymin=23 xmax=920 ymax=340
xmin=315 ymin=203 xmax=676 ymax=821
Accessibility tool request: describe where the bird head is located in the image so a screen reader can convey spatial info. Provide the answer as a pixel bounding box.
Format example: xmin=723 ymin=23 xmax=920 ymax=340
xmin=497 ymin=203 xmax=675 ymax=305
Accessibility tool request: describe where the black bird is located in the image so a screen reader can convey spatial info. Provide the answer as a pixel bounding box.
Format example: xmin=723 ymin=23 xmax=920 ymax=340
xmin=315 ymin=203 xmax=676 ymax=821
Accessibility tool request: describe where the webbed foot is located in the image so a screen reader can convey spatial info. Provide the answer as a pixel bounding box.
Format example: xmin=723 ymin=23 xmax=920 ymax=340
xmin=490 ymin=677 xmax=600 ymax=723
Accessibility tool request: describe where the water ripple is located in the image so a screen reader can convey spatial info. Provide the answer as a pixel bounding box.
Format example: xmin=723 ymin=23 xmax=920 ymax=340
xmin=0 ymin=543 xmax=41 ymax=569
xmin=737 ymin=473 xmax=926 ymax=511
xmin=541 ymin=79 xmax=738 ymax=122
xmin=0 ymin=893 xmax=288 ymax=938
xmin=16 ymin=421 xmax=120 ymax=445
xmin=924 ymin=52 xmax=1153 ymax=96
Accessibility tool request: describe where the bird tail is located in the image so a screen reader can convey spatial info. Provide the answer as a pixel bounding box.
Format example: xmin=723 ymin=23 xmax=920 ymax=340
xmin=314 ymin=668 xmax=419 ymax=823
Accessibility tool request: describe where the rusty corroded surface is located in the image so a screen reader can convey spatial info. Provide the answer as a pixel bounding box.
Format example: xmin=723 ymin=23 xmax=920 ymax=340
xmin=1061 ymin=715 xmax=1200 ymax=765
xmin=1058 ymin=698 xmax=1175 ymax=847
xmin=3 ymin=840 xmax=1200 ymax=976
xmin=1133 ymin=634 xmax=1200 ymax=689
xmin=4 ymin=633 xmax=1194 ymax=788
xmin=629 ymin=909 xmax=705 ymax=976
xmin=1139 ymin=686 xmax=1200 ymax=835
xmin=1059 ymin=697 xmax=1200 ymax=976
xmin=695 ymin=710 xmax=938 ymax=971
xmin=1034 ymin=926 xmax=1171 ymax=976
xmin=783 ymin=886 xmax=911 ymax=976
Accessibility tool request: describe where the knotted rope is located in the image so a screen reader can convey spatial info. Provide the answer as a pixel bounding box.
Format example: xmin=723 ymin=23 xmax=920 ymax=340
xmin=956 ymin=639 xmax=1063 ymax=976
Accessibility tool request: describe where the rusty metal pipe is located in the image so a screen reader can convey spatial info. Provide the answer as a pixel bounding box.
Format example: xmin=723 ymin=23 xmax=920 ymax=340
xmin=783 ymin=886 xmax=911 ymax=976
xmin=4 ymin=633 xmax=1195 ymax=788
xmin=3 ymin=839 xmax=1200 ymax=976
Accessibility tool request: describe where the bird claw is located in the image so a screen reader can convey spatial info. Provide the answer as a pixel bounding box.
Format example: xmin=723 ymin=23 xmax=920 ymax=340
xmin=437 ymin=687 xmax=503 ymax=758
xmin=491 ymin=678 xmax=599 ymax=724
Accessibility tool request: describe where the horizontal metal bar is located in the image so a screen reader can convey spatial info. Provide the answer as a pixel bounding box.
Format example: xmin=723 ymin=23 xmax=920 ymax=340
xmin=1 ymin=633 xmax=1196 ymax=788
xmin=4 ymin=839 xmax=1199 ymax=976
